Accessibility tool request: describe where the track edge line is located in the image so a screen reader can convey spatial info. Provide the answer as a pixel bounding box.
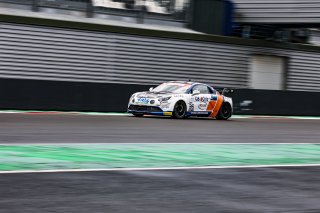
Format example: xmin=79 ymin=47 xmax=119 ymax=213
xmin=1 ymin=164 xmax=320 ymax=174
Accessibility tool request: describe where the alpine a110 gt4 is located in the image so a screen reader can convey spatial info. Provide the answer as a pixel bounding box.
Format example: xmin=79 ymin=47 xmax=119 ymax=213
xmin=128 ymin=81 xmax=233 ymax=120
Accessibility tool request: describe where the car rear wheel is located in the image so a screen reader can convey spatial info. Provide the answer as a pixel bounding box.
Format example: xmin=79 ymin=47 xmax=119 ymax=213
xmin=172 ymin=101 xmax=187 ymax=119
xmin=216 ymin=103 xmax=232 ymax=120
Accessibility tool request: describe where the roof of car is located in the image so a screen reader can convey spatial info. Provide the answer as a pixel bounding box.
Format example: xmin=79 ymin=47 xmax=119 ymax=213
xmin=166 ymin=81 xmax=215 ymax=90
xmin=168 ymin=81 xmax=197 ymax=85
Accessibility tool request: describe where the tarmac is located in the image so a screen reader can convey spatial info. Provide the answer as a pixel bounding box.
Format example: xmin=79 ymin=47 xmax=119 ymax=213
xmin=0 ymin=113 xmax=320 ymax=143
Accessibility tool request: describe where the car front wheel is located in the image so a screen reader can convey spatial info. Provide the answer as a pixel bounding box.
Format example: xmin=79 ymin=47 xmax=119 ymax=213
xmin=172 ymin=101 xmax=187 ymax=119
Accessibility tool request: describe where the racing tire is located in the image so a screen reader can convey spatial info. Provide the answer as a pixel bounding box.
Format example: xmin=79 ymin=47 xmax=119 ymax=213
xmin=216 ymin=103 xmax=232 ymax=120
xmin=132 ymin=113 xmax=144 ymax=117
xmin=172 ymin=101 xmax=187 ymax=119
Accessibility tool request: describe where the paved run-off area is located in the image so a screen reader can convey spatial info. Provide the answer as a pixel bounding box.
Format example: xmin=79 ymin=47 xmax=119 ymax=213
xmin=1 ymin=114 xmax=320 ymax=212
xmin=1 ymin=167 xmax=320 ymax=213
xmin=0 ymin=144 xmax=320 ymax=172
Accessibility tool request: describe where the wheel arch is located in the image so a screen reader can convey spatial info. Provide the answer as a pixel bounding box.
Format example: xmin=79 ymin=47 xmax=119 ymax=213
xmin=216 ymin=101 xmax=233 ymax=120
xmin=174 ymin=99 xmax=188 ymax=110
xmin=172 ymin=100 xmax=188 ymax=119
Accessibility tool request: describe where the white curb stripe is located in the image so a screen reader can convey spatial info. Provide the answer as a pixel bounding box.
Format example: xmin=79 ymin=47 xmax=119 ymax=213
xmin=1 ymin=143 xmax=320 ymax=145
xmin=1 ymin=164 xmax=320 ymax=174
xmin=0 ymin=110 xmax=320 ymax=119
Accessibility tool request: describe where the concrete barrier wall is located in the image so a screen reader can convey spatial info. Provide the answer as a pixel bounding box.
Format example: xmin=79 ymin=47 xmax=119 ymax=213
xmin=1 ymin=78 xmax=319 ymax=116
xmin=230 ymin=89 xmax=320 ymax=116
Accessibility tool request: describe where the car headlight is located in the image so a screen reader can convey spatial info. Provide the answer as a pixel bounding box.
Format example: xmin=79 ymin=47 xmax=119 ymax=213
xmin=159 ymin=96 xmax=172 ymax=102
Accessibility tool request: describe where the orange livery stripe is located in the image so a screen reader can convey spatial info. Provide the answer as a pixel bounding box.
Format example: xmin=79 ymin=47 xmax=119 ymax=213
xmin=210 ymin=95 xmax=223 ymax=118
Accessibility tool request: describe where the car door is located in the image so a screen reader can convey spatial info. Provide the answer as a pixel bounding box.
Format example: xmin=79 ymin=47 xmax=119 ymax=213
xmin=190 ymin=84 xmax=212 ymax=114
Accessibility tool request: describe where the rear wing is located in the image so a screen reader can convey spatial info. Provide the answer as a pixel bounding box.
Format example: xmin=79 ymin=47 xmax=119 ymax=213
xmin=215 ymin=88 xmax=235 ymax=95
xmin=222 ymin=88 xmax=235 ymax=95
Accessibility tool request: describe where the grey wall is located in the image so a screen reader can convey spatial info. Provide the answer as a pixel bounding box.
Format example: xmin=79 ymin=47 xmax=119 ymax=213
xmin=1 ymin=22 xmax=320 ymax=91
xmin=233 ymin=0 xmax=320 ymax=24
xmin=249 ymin=55 xmax=286 ymax=90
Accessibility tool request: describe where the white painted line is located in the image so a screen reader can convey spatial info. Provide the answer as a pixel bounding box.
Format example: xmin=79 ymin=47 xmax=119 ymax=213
xmin=287 ymin=117 xmax=320 ymax=120
xmin=0 ymin=143 xmax=320 ymax=145
xmin=0 ymin=111 xmax=24 ymax=114
xmin=0 ymin=110 xmax=319 ymax=119
xmin=1 ymin=164 xmax=320 ymax=174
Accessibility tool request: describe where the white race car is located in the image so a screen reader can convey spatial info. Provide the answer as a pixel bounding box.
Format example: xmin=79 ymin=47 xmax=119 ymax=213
xmin=127 ymin=81 xmax=233 ymax=120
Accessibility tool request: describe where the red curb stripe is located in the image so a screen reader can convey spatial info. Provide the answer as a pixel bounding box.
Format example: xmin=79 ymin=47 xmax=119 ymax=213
xmin=25 ymin=112 xmax=61 ymax=115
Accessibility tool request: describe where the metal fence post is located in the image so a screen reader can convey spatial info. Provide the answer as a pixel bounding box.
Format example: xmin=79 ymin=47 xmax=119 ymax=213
xmin=86 ymin=0 xmax=94 ymax=18
xmin=32 ymin=0 xmax=39 ymax=12
xmin=137 ymin=5 xmax=146 ymax=24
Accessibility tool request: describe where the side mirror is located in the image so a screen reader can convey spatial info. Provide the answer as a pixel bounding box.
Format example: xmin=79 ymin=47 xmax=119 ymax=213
xmin=149 ymin=87 xmax=154 ymax=92
xmin=192 ymin=90 xmax=200 ymax=96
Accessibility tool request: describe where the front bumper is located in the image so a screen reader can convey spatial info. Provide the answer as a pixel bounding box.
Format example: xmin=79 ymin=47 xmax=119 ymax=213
xmin=127 ymin=105 xmax=172 ymax=116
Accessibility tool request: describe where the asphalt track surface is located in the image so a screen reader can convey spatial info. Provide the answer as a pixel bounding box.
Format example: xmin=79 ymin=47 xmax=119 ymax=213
xmin=0 ymin=113 xmax=320 ymax=143
xmin=0 ymin=166 xmax=319 ymax=213
xmin=1 ymin=114 xmax=320 ymax=212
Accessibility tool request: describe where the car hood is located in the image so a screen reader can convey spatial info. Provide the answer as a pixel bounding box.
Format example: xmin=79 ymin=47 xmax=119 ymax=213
xmin=135 ymin=91 xmax=173 ymax=99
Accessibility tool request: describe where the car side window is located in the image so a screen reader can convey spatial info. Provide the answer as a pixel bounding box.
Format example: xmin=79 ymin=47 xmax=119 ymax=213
xmin=209 ymin=87 xmax=216 ymax=94
xmin=192 ymin=85 xmax=210 ymax=94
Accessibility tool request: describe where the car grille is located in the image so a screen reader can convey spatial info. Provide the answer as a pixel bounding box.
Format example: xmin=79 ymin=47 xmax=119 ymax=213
xmin=128 ymin=105 xmax=163 ymax=112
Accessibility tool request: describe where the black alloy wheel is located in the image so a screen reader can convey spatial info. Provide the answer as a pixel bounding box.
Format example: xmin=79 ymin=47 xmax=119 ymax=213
xmin=173 ymin=101 xmax=187 ymax=119
xmin=216 ymin=103 xmax=232 ymax=120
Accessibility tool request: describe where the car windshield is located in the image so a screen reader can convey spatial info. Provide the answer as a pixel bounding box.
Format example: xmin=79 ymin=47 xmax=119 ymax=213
xmin=152 ymin=83 xmax=190 ymax=94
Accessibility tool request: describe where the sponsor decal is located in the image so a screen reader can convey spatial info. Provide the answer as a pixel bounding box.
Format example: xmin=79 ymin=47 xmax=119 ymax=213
xmin=198 ymin=103 xmax=207 ymax=110
xmin=211 ymin=95 xmax=218 ymax=101
xmin=191 ymin=111 xmax=210 ymax=115
xmin=136 ymin=97 xmax=149 ymax=104
xmin=195 ymin=96 xmax=210 ymax=102
xmin=188 ymin=103 xmax=194 ymax=111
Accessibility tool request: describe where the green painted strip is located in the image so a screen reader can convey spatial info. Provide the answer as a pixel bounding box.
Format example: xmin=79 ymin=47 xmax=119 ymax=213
xmin=0 ymin=144 xmax=320 ymax=171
